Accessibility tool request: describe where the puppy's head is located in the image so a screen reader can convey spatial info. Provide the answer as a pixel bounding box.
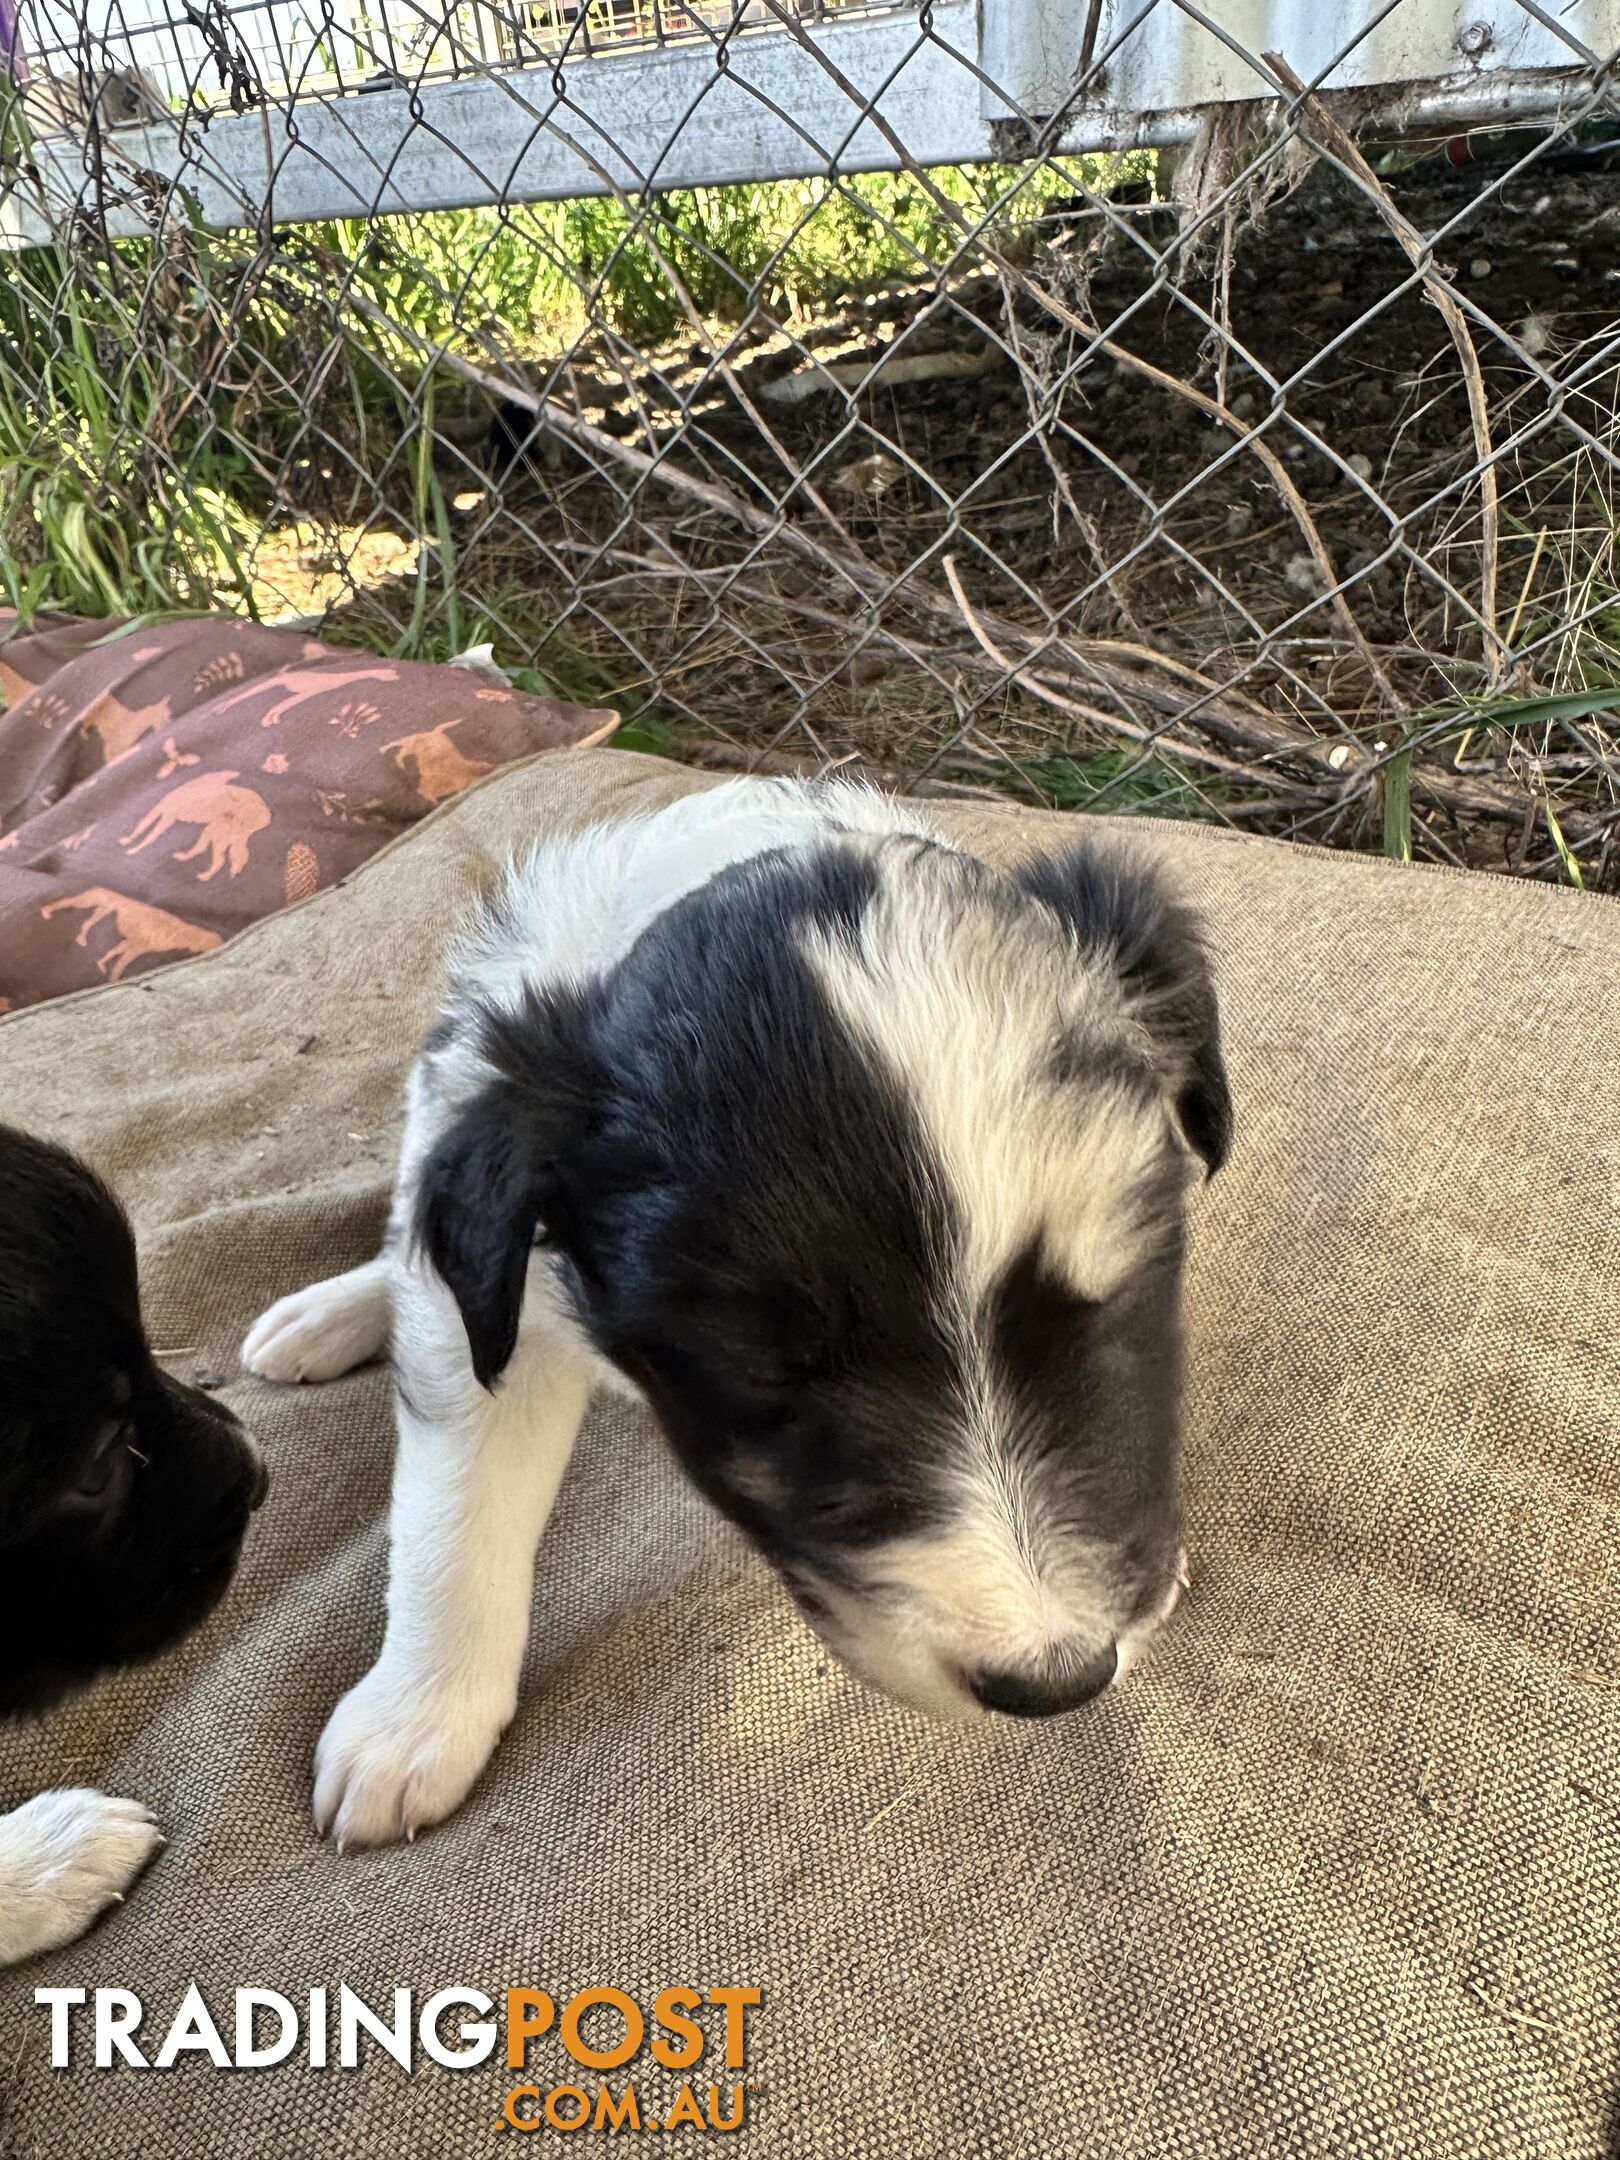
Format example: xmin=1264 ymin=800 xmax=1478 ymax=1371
xmin=422 ymin=832 xmax=1229 ymax=1722
xmin=0 ymin=1127 xmax=267 ymax=1717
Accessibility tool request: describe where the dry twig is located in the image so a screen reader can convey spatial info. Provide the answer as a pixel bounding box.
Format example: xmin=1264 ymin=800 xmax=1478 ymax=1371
xmin=1265 ymin=54 xmax=1504 ymax=688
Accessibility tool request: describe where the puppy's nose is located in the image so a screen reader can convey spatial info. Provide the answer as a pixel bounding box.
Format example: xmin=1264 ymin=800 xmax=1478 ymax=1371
xmin=971 ymin=1641 xmax=1118 ymax=1718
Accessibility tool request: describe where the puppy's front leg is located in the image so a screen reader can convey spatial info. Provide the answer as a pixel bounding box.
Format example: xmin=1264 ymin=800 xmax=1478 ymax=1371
xmin=313 ymin=1261 xmax=591 ymax=1850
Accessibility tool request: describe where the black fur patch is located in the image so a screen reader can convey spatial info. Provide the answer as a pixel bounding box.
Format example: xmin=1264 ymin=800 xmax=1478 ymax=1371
xmin=417 ymin=843 xmax=962 ymax=1567
xmin=0 ymin=1126 xmax=263 ymax=1718
xmin=416 ymin=830 xmax=1214 ymax=1656
xmin=990 ymin=1234 xmax=1183 ymax=1587
xmin=1014 ymin=841 xmax=1233 ymax=1175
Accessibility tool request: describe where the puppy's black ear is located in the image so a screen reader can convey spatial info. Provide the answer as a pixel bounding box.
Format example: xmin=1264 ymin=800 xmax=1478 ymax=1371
xmin=414 ymin=989 xmax=605 ymax=1389
xmin=1014 ymin=843 xmax=1233 ymax=1177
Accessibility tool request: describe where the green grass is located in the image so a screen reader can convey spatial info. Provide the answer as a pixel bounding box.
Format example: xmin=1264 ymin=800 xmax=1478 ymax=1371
xmin=0 ymin=145 xmax=1120 ymax=626
xmin=1379 ymin=684 xmax=1620 ymax=876
xmin=1015 ymin=747 xmax=1215 ymax=818
xmin=0 ymin=230 xmax=264 ymax=615
xmin=0 ymin=139 xmax=1222 ymax=830
xmin=326 ymin=162 xmax=1086 ymax=349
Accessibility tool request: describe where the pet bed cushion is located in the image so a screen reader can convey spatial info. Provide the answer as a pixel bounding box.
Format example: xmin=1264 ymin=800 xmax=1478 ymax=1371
xmin=0 ymin=611 xmax=616 ymax=1010
xmin=0 ymin=750 xmax=1613 ymax=2158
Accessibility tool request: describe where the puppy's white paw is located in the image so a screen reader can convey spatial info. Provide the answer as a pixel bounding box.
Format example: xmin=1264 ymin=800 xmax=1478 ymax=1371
xmin=0 ymin=1791 xmax=162 ymax=1967
xmin=242 ymin=1270 xmax=389 ymax=1384
xmin=313 ymin=1662 xmax=512 ymax=1849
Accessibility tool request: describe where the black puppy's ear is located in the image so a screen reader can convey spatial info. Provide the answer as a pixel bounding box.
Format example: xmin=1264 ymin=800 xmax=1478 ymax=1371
xmin=1014 ymin=843 xmax=1233 ymax=1177
xmin=414 ymin=989 xmax=605 ymax=1389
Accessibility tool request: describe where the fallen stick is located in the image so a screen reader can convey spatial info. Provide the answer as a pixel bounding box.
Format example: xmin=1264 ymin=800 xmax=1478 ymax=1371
xmin=1265 ymin=54 xmax=1503 ymax=688
xmin=339 ymin=288 xmax=1600 ymax=848
xmin=940 ymin=554 xmax=1293 ymax=790
xmin=762 ymin=347 xmax=1000 ymax=406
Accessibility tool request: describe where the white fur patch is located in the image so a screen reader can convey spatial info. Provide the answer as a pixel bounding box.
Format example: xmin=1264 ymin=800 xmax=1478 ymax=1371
xmin=802 ymin=844 xmax=1171 ymax=1307
xmin=802 ymin=841 xmax=1175 ymax=1683
xmin=308 ymin=1257 xmax=597 ymax=1849
xmin=866 ymin=1515 xmax=1117 ymax=1669
xmin=241 ymin=1258 xmax=392 ymax=1383
xmin=0 ymin=1791 xmax=162 ymax=1968
xmin=459 ymin=776 xmax=935 ymax=1021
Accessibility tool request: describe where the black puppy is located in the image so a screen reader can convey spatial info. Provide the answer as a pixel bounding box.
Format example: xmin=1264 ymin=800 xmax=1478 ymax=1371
xmin=0 ymin=1125 xmax=266 ymax=1965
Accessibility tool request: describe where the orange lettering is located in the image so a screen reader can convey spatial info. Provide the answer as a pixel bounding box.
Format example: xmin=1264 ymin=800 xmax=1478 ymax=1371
xmin=707 ymin=1987 xmax=761 ymax=2069
xmin=708 ymin=2084 xmax=747 ymax=2131
xmin=545 ymin=2085 xmax=591 ymax=2131
xmin=652 ymin=1987 xmax=704 ymax=2070
xmin=663 ymin=2083 xmax=706 ymax=2130
xmin=560 ymin=1987 xmax=643 ymax=2071
xmin=595 ymin=2084 xmax=642 ymax=2131
xmin=501 ymin=2085 xmax=542 ymax=2131
xmin=504 ymin=1990 xmax=555 ymax=2069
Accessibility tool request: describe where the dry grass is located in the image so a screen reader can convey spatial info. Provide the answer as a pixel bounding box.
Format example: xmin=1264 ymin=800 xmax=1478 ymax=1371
xmin=8 ymin=119 xmax=1620 ymax=883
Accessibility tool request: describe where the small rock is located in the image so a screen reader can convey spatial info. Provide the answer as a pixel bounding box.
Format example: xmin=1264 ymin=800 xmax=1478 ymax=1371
xmin=446 ymin=642 xmax=511 ymax=684
xmin=1346 ymin=452 xmax=1373 ymax=482
xmin=1283 ymin=552 xmax=1321 ymax=594
xmin=1469 ymin=256 xmax=1491 ymax=279
xmin=1515 ymin=311 xmax=1558 ymax=357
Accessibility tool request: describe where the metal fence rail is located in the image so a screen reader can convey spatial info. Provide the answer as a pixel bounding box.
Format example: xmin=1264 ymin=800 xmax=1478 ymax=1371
xmin=4 ymin=0 xmax=1620 ymax=882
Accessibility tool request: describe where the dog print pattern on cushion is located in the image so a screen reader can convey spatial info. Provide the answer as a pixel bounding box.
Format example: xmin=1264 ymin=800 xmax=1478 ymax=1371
xmin=383 ymin=719 xmax=494 ymax=806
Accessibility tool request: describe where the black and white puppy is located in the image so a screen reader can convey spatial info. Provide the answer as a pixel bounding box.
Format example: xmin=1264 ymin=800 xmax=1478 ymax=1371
xmin=243 ymin=780 xmax=1230 ymax=1850
xmin=0 ymin=1127 xmax=267 ymax=1965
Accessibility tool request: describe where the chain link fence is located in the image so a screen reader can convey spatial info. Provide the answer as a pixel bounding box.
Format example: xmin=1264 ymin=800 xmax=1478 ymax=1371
xmin=3 ymin=0 xmax=1620 ymax=882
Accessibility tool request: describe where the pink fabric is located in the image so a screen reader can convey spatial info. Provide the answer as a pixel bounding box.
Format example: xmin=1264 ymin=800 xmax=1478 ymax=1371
xmin=0 ymin=613 xmax=617 ymax=1008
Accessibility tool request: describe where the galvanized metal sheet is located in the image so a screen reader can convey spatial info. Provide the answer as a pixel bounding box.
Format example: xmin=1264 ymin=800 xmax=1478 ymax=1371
xmin=982 ymin=0 xmax=1620 ymax=120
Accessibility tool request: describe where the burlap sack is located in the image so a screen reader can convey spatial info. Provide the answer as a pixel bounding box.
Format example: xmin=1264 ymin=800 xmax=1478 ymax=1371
xmin=0 ymin=750 xmax=1614 ymax=2159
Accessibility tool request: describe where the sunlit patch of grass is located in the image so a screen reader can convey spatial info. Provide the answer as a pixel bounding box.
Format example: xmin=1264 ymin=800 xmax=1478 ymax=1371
xmin=0 ymin=250 xmax=261 ymax=617
xmin=237 ymin=523 xmax=420 ymax=621
xmin=0 ymin=153 xmax=1113 ymax=627
xmin=323 ymin=159 xmax=1108 ymax=355
xmin=1015 ymin=746 xmax=1218 ymax=819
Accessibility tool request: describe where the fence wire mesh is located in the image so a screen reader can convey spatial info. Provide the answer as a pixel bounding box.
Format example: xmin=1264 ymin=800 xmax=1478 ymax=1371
xmin=4 ymin=0 xmax=1620 ymax=883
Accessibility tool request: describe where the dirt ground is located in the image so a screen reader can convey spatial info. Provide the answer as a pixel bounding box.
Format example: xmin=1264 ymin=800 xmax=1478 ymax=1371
xmin=306 ymin=144 xmax=1620 ymax=877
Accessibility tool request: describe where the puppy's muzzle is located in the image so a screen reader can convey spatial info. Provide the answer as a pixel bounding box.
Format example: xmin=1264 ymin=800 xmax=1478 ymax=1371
xmin=971 ymin=1640 xmax=1118 ymax=1719
xmin=225 ymin=1423 xmax=271 ymax=1526
xmin=191 ymin=1381 xmax=269 ymax=1510
xmin=185 ymin=1396 xmax=270 ymax=1574
xmin=970 ymin=1547 xmax=1190 ymax=1718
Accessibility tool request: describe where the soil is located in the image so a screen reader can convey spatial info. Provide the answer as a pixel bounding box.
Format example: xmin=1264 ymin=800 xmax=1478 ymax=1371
xmin=324 ymin=144 xmax=1620 ymax=879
